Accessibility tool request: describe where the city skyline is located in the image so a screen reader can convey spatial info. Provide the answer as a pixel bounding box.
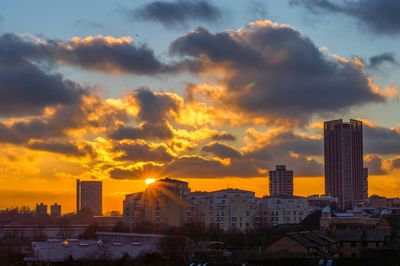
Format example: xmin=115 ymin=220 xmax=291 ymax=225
xmin=0 ymin=1 xmax=400 ymax=213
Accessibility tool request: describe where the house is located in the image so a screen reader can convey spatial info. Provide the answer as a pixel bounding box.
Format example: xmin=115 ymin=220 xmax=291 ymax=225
xmin=266 ymin=231 xmax=335 ymax=257
xmin=266 ymin=229 xmax=391 ymax=258
xmin=323 ymin=230 xmax=391 ymax=258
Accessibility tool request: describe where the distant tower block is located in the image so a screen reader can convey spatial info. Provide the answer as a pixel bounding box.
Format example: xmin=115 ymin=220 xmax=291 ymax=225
xmin=324 ymin=119 xmax=364 ymax=210
xmin=76 ymin=179 xmax=102 ymax=215
xmin=36 ymin=203 xmax=48 ymax=216
xmin=363 ymin=168 xmax=368 ymax=200
xmin=50 ymin=203 xmax=62 ymax=218
xmin=269 ymin=165 xmax=294 ymax=196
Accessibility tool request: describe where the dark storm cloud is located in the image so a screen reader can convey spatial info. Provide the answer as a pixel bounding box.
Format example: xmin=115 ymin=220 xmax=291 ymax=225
xmin=110 ymin=123 xmax=173 ymax=140
xmin=246 ymin=149 xmax=323 ymax=177
xmin=113 ymin=142 xmax=174 ymax=162
xmin=109 ymin=168 xmax=142 ymax=180
xmin=28 ymin=141 xmax=92 ymax=157
xmin=210 ymin=131 xmax=236 ymax=141
xmin=202 ymin=142 xmax=242 ymax=158
xmin=368 ymin=52 xmax=398 ymax=70
xmin=0 ymin=34 xmax=86 ymax=117
xmin=391 ymin=158 xmax=400 ymax=170
xmin=0 ymin=98 xmax=88 ymax=152
xmin=0 ymin=120 xmax=60 ymax=144
xmin=162 ymin=156 xmax=262 ymax=178
xmin=243 ymin=131 xmax=323 ymax=176
xmin=109 ymin=163 xmax=161 ymax=179
xmin=134 ymin=87 xmax=180 ymax=122
xmin=0 ymin=33 xmax=177 ymax=77
xmin=109 ymin=88 xmax=178 ymax=140
xmin=290 ymin=0 xmax=400 ymax=35
xmin=51 ymin=36 xmax=170 ymax=75
xmin=364 ymin=154 xmax=386 ymax=175
xmin=130 ymin=0 xmax=222 ymax=28
xmin=108 ymin=129 xmax=325 ymax=179
xmin=263 ymin=131 xmax=322 ymax=156
xmin=170 ymin=23 xmax=385 ymax=123
xmin=108 ymin=156 xmax=261 ymax=179
xmin=0 ymin=110 xmax=84 ymax=145
xmin=364 ymin=124 xmax=400 ymax=155
xmin=108 ymin=126 xmax=325 ymax=180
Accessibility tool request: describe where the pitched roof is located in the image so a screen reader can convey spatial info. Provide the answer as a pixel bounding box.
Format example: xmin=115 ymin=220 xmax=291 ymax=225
xmin=323 ymin=229 xmax=390 ymax=242
xmin=363 ymin=230 xmax=391 ymax=242
xmin=286 ymin=231 xmax=334 ymax=248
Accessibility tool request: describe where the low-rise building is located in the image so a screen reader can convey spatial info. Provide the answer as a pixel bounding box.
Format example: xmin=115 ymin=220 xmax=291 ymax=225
xmin=325 ymin=230 xmax=391 ymax=258
xmin=307 ymin=195 xmax=337 ymax=211
xmin=93 ymin=215 xmax=123 ymax=226
xmin=320 ymin=206 xmax=381 ymax=230
xmin=26 ymin=238 xmax=158 ymax=262
xmin=260 ymin=196 xmax=309 ymax=226
xmin=191 ymin=189 xmax=257 ymax=231
xmin=367 ymin=195 xmax=393 ymax=208
xmin=266 ymin=231 xmax=335 ymax=256
xmin=266 ymin=229 xmax=391 ymax=258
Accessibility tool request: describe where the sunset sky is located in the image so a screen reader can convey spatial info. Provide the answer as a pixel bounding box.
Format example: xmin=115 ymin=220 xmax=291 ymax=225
xmin=0 ymin=0 xmax=400 ymax=213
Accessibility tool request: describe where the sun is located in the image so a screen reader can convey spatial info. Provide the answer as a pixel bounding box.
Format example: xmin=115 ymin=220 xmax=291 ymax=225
xmin=145 ymin=178 xmax=156 ymax=185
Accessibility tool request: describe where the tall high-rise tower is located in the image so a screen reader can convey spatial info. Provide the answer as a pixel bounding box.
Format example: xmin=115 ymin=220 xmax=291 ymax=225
xmin=363 ymin=167 xmax=368 ymax=200
xmin=76 ymin=180 xmax=102 ymax=215
xmin=269 ymin=165 xmax=294 ymax=197
xmin=324 ymin=119 xmax=363 ymax=210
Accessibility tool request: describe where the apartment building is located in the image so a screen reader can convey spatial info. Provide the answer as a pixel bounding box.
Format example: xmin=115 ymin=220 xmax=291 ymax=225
xmin=259 ymin=196 xmax=309 ymax=226
xmin=123 ymin=178 xmax=191 ymax=229
xmin=191 ymin=189 xmax=257 ymax=231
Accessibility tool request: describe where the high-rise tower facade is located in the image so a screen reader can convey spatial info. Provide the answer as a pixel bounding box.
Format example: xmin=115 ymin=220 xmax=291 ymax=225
xmin=324 ymin=119 xmax=363 ymax=210
xmin=76 ymin=180 xmax=103 ymax=215
xmin=269 ymin=165 xmax=294 ymax=197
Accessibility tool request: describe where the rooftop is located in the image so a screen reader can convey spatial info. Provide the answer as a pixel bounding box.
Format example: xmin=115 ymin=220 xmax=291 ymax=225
xmin=29 ymin=239 xmax=157 ymax=262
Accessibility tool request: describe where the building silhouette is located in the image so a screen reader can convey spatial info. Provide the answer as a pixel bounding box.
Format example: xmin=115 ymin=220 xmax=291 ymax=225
xmin=363 ymin=167 xmax=368 ymax=200
xmin=50 ymin=203 xmax=61 ymax=218
xmin=324 ymin=119 xmax=364 ymax=210
xmin=76 ymin=180 xmax=102 ymax=215
xmin=36 ymin=203 xmax=48 ymax=216
xmin=269 ymin=165 xmax=293 ymax=196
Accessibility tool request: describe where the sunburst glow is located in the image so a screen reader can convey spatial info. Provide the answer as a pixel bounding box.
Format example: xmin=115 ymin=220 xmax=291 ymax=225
xmin=145 ymin=178 xmax=156 ymax=185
